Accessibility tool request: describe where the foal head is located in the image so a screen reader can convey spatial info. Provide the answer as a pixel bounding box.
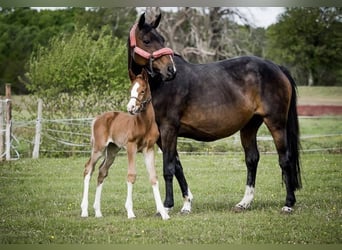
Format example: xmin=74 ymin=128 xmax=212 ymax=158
xmin=127 ymin=69 xmax=152 ymax=115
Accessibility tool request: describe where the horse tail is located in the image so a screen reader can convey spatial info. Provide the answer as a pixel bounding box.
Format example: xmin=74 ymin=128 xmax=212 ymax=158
xmin=279 ymin=65 xmax=302 ymax=190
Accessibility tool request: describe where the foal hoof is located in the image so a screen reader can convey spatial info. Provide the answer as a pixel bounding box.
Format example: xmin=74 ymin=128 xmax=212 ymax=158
xmin=155 ymin=212 xmax=170 ymax=220
xmin=232 ymin=204 xmax=246 ymax=213
xmin=281 ymin=206 xmax=293 ymax=214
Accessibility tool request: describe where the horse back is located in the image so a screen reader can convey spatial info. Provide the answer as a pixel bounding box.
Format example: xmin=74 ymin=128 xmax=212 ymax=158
xmin=150 ymin=55 xmax=292 ymax=141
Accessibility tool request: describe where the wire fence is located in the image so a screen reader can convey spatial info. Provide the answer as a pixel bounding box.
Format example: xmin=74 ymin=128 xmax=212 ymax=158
xmin=5 ymin=114 xmax=342 ymax=160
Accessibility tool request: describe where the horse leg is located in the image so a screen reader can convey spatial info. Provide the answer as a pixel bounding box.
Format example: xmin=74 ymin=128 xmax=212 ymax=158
xmin=264 ymin=117 xmax=297 ymax=213
xmin=175 ymin=151 xmax=193 ymax=214
xmin=81 ymin=150 xmax=102 ymax=217
xmin=93 ymin=144 xmax=120 ymax=218
xmin=234 ymin=116 xmax=263 ymax=212
xmin=159 ymin=126 xmax=178 ymax=211
xmin=143 ymin=147 xmax=170 ymax=220
xmin=125 ymin=143 xmax=137 ymax=219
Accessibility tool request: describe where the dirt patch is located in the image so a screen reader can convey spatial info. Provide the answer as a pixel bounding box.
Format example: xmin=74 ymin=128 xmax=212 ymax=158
xmin=297 ymin=105 xmax=342 ymax=116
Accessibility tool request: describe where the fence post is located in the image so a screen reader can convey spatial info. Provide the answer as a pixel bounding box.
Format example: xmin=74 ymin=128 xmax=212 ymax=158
xmin=5 ymin=84 xmax=11 ymax=161
xmin=0 ymin=96 xmax=3 ymax=161
xmin=32 ymin=99 xmax=43 ymax=159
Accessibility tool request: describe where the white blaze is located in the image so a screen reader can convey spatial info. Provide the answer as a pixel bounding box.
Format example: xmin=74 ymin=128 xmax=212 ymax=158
xmin=127 ymin=82 xmax=140 ymax=113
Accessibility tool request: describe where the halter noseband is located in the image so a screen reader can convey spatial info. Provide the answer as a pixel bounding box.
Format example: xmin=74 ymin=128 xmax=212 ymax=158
xmin=129 ymin=95 xmax=152 ymax=113
xmin=129 ymin=23 xmax=174 ymax=77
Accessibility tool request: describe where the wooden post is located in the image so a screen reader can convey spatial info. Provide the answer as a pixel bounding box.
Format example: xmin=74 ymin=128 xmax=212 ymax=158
xmin=5 ymin=84 xmax=11 ymax=161
xmin=32 ymin=99 xmax=42 ymax=159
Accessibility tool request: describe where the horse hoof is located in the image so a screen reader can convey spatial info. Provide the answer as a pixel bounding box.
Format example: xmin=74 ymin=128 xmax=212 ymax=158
xmin=180 ymin=209 xmax=191 ymax=215
xmin=232 ymin=204 xmax=246 ymax=213
xmin=281 ymin=206 xmax=293 ymax=214
xmin=164 ymin=206 xmax=173 ymax=213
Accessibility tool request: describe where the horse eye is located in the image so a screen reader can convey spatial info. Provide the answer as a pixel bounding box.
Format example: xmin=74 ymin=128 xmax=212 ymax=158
xmin=143 ymin=40 xmax=150 ymax=45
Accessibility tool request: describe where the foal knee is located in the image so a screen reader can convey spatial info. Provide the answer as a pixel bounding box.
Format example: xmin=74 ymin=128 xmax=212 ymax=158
xmin=149 ymin=176 xmax=158 ymax=185
xmin=127 ymin=173 xmax=136 ymax=184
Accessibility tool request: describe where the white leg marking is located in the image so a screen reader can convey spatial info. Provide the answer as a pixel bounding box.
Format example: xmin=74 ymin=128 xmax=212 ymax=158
xmin=81 ymin=172 xmax=91 ymax=217
xmin=93 ymin=182 xmax=103 ymax=218
xmin=181 ymin=188 xmax=193 ymax=214
xmin=152 ymin=181 xmax=170 ymax=220
xmin=281 ymin=206 xmax=293 ymax=213
xmin=236 ymin=185 xmax=255 ymax=209
xmin=143 ymin=149 xmax=169 ymax=220
xmin=125 ymin=181 xmax=136 ymax=219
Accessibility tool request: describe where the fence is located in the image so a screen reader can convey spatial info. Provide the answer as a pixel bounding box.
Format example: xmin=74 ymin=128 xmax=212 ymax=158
xmin=9 ymin=115 xmax=342 ymax=159
xmin=1 ymin=88 xmax=341 ymax=160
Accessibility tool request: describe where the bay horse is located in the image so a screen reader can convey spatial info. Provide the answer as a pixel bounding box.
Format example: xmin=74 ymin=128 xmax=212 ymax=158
xmin=128 ymin=13 xmax=302 ymax=213
xmin=80 ymin=69 xmax=170 ymax=220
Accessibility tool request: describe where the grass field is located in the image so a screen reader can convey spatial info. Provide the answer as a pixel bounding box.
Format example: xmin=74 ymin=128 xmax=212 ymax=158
xmin=0 ymin=152 xmax=341 ymax=244
xmin=2 ymin=87 xmax=341 ymax=244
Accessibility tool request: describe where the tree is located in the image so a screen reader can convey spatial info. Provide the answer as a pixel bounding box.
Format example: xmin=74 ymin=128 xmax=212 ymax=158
xmin=0 ymin=7 xmax=137 ymax=94
xmin=146 ymin=7 xmax=265 ymax=63
xmin=266 ymin=7 xmax=342 ymax=86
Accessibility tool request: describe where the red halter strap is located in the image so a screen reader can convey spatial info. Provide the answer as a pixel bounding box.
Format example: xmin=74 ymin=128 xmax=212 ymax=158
xmin=129 ymin=23 xmax=174 ymax=60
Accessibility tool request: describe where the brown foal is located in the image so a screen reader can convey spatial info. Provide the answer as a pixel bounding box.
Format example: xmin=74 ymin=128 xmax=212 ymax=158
xmin=80 ymin=69 xmax=169 ymax=220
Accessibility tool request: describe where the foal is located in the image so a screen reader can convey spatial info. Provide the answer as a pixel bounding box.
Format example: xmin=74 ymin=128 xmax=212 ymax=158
xmin=80 ymin=69 xmax=169 ymax=220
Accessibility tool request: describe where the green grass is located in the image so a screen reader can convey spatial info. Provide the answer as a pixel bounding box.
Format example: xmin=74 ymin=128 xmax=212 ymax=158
xmin=297 ymin=86 xmax=342 ymax=105
xmin=0 ymin=153 xmax=341 ymax=244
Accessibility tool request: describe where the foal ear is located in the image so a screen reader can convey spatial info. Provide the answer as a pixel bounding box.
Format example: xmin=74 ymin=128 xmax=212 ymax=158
xmin=141 ymin=69 xmax=149 ymax=82
xmin=129 ymin=69 xmax=136 ymax=82
xmin=138 ymin=13 xmax=146 ymax=30
xmin=151 ymin=13 xmax=161 ymax=28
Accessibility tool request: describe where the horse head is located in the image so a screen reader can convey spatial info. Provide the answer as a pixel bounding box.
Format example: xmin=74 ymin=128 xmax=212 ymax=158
xmin=128 ymin=13 xmax=176 ymax=81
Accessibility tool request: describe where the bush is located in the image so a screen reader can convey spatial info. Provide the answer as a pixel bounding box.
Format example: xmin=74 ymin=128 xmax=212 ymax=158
xmin=23 ymin=25 xmax=130 ymax=157
xmin=26 ymin=25 xmax=129 ymax=110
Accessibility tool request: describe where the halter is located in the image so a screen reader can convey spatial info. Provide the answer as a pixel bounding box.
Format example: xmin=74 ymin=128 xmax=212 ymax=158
xmin=129 ymin=23 xmax=174 ymax=77
xmin=129 ymin=95 xmax=152 ymax=113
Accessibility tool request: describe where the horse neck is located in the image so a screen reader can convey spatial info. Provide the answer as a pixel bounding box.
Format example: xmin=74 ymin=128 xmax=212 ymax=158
xmin=128 ymin=47 xmax=143 ymax=76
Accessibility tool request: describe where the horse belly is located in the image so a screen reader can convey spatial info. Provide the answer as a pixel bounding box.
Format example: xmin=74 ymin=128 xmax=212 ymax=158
xmin=179 ymin=106 xmax=253 ymax=142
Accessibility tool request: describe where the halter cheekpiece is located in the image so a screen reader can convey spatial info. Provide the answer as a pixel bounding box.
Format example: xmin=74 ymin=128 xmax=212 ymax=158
xmin=129 ymin=23 xmax=174 ymax=77
xmin=129 ymin=96 xmax=152 ymax=113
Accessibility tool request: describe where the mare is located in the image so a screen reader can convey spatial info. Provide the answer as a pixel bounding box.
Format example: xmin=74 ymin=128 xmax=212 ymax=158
xmin=80 ymin=69 xmax=170 ymax=220
xmin=128 ymin=13 xmax=302 ymax=213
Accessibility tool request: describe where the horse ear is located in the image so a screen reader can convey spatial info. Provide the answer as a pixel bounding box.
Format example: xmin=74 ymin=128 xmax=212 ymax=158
xmin=138 ymin=13 xmax=145 ymax=30
xmin=129 ymin=69 xmax=136 ymax=82
xmin=151 ymin=13 xmax=161 ymax=28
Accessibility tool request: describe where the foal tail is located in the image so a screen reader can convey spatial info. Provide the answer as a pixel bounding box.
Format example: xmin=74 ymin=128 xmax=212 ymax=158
xmin=279 ymin=66 xmax=302 ymax=190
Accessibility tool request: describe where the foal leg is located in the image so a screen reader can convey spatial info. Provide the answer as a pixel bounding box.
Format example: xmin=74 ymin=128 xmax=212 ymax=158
xmin=143 ymin=147 xmax=170 ymax=220
xmin=93 ymin=144 xmax=120 ymax=217
xmin=81 ymin=150 xmax=102 ymax=217
xmin=125 ymin=143 xmax=137 ymax=219
xmin=234 ymin=116 xmax=263 ymax=212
